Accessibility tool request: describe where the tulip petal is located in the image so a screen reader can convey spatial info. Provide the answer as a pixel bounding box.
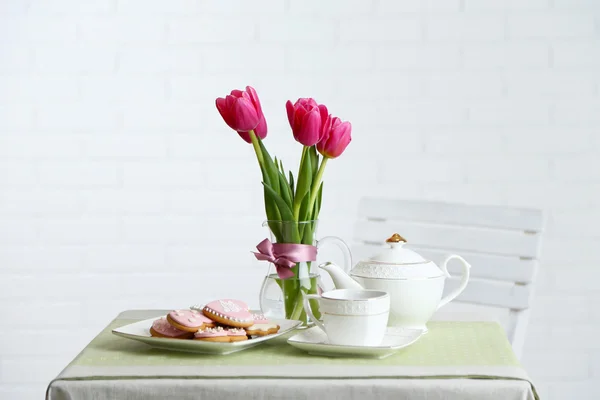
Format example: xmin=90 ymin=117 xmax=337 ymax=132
xmin=329 ymin=122 xmax=352 ymax=158
xmin=216 ymin=97 xmax=238 ymax=130
xmin=286 ymin=100 xmax=295 ymax=127
xmin=254 ymin=114 xmax=268 ymax=139
xmin=317 ymin=118 xmax=351 ymax=158
xmin=236 ymin=130 xmax=252 ymax=143
xmin=215 ymin=97 xmax=227 ymax=111
xmin=330 ymin=116 xmax=342 ymax=130
xmin=216 ymin=86 xmax=268 ymax=141
xmin=334 ymin=136 xmax=351 ymax=158
xmin=300 ymin=98 xmax=318 ymax=109
xmin=215 ymin=97 xmax=228 ymax=120
xmin=318 ymin=104 xmax=328 ymax=126
xmin=317 ymin=106 xmax=330 ymax=143
xmin=246 ymin=86 xmax=263 ymax=114
xmin=225 ymin=94 xmax=236 ymax=110
xmin=297 ymin=109 xmax=321 ymax=146
xmin=241 ymin=90 xmax=252 ymax=102
xmin=232 ymin=97 xmax=260 ymax=131
xmin=287 ymin=98 xmax=331 ymax=146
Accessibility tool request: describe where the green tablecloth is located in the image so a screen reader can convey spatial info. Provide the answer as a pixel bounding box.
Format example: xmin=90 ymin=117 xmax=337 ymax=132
xmin=47 ymin=310 xmax=538 ymax=400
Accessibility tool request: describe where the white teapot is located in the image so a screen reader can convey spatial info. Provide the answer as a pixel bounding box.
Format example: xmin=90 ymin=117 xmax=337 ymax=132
xmin=319 ymin=233 xmax=471 ymax=331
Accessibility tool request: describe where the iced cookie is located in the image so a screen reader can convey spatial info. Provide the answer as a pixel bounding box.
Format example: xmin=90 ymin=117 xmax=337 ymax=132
xmin=251 ymin=313 xmax=269 ymax=323
xmin=227 ymin=328 xmax=249 ymax=342
xmin=150 ymin=317 xmax=194 ymax=339
xmin=202 ymin=299 xmax=253 ymax=328
xmin=166 ymin=309 xmax=215 ymax=333
xmin=194 ymin=326 xmax=229 ymax=342
xmin=245 ymin=313 xmax=280 ymax=336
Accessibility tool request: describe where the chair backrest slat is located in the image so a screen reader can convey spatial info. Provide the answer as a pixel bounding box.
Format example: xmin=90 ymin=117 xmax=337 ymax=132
xmin=443 ymin=277 xmax=532 ymax=310
xmin=358 ymin=198 xmax=544 ymax=232
xmin=352 ymin=244 xmax=537 ymax=283
xmin=354 ymin=220 xmax=541 ymax=258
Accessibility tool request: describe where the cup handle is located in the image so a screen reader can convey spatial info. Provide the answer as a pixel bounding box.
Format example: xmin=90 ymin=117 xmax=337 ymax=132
xmin=303 ymin=293 xmax=326 ymax=332
xmin=437 ymin=255 xmax=471 ymax=310
xmin=316 ymin=236 xmax=353 ymax=273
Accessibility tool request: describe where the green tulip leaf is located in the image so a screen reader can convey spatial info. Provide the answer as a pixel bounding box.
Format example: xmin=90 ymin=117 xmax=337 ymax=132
xmin=263 ymin=184 xmax=282 ymax=240
xmin=298 ymin=192 xmax=311 ymax=222
xmin=277 ymin=161 xmax=290 ymax=186
xmin=272 ymin=159 xmax=293 ymax=209
xmin=279 ymin=159 xmax=286 ymax=176
xmin=278 ymin=173 xmax=292 ymax=208
xmin=263 ymin=184 xmax=281 ymax=220
xmin=289 ymin=171 xmax=295 ymax=197
xmin=257 ymin=137 xmax=279 ymax=192
xmin=262 ymin=182 xmax=294 ymax=222
xmin=259 ymin=162 xmax=271 ymax=187
xmin=285 ymin=176 xmax=294 ymax=207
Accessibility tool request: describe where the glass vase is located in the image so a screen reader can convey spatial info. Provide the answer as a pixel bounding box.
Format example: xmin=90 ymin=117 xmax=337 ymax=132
xmin=258 ymin=220 xmax=352 ymax=327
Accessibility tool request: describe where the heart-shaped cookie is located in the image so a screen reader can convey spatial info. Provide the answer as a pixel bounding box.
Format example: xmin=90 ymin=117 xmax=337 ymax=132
xmin=202 ymin=299 xmax=253 ymax=328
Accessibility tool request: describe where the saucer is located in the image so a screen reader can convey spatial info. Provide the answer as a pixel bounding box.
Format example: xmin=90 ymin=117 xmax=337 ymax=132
xmin=113 ymin=317 xmax=301 ymax=355
xmin=287 ymin=326 xmax=425 ymax=359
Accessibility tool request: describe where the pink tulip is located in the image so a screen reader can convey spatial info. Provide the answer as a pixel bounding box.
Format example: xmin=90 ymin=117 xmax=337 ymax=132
xmin=286 ymin=98 xmax=329 ymax=147
xmin=216 ymin=86 xmax=267 ymax=143
xmin=317 ymin=116 xmax=352 ymax=159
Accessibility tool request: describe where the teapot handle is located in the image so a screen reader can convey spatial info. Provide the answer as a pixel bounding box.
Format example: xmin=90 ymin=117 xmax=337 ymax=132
xmin=316 ymin=236 xmax=353 ymax=273
xmin=437 ymin=255 xmax=471 ymax=310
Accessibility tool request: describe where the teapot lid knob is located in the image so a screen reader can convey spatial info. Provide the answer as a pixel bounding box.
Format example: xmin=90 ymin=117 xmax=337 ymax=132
xmin=386 ymin=233 xmax=406 ymax=243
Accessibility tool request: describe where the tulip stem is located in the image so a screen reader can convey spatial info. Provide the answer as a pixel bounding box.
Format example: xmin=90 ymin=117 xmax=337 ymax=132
xmin=307 ymin=157 xmax=328 ymax=217
xmin=292 ymin=147 xmax=308 ymax=220
xmin=249 ymin=130 xmax=264 ymax=166
xmin=298 ymin=146 xmax=307 ymax=180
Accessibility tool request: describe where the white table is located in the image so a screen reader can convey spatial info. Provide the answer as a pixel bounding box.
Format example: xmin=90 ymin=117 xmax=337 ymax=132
xmin=47 ymin=310 xmax=539 ymax=400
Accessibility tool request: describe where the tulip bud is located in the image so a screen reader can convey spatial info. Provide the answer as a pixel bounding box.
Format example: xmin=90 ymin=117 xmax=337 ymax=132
xmin=286 ymin=98 xmax=329 ymax=147
xmin=216 ymin=86 xmax=268 ymax=143
xmin=317 ymin=116 xmax=352 ymax=159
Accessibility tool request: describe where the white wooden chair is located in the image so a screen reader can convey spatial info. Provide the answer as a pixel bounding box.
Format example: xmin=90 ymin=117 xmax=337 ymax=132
xmin=352 ymin=198 xmax=545 ymax=359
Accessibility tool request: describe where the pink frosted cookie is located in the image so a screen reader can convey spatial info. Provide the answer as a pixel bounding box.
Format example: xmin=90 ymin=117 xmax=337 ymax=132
xmin=202 ymin=299 xmax=253 ymax=328
xmin=245 ymin=313 xmax=280 ymax=336
xmin=227 ymin=328 xmax=249 ymax=342
xmin=166 ymin=309 xmax=215 ymax=333
xmin=194 ymin=326 xmax=229 ymax=342
xmin=251 ymin=313 xmax=270 ymax=324
xmin=150 ymin=317 xmax=194 ymax=339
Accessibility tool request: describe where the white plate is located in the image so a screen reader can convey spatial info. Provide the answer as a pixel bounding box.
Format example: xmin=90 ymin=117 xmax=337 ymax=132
xmin=287 ymin=326 xmax=425 ymax=359
xmin=112 ymin=317 xmax=302 ymax=355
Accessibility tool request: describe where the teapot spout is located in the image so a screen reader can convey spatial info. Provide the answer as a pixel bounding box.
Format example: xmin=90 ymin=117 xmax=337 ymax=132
xmin=319 ymin=262 xmax=363 ymax=290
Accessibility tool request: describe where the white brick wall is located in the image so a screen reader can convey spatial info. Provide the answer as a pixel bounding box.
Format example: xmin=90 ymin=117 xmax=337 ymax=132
xmin=1 ymin=0 xmax=599 ymax=398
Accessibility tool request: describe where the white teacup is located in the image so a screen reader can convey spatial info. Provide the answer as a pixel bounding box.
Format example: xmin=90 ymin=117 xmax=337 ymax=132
xmin=303 ymin=289 xmax=390 ymax=346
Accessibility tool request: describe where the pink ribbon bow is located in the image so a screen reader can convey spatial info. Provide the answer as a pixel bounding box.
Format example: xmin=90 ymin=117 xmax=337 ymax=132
xmin=253 ymin=239 xmax=318 ymax=279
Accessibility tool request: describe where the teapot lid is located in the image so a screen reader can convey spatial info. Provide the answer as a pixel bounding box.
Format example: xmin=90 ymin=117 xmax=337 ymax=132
xmin=351 ymin=233 xmax=446 ymax=279
xmin=369 ymin=233 xmax=427 ymax=264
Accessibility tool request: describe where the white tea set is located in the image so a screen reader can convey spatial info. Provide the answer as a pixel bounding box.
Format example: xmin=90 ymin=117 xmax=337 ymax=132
xmin=301 ymin=233 xmax=471 ymax=349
